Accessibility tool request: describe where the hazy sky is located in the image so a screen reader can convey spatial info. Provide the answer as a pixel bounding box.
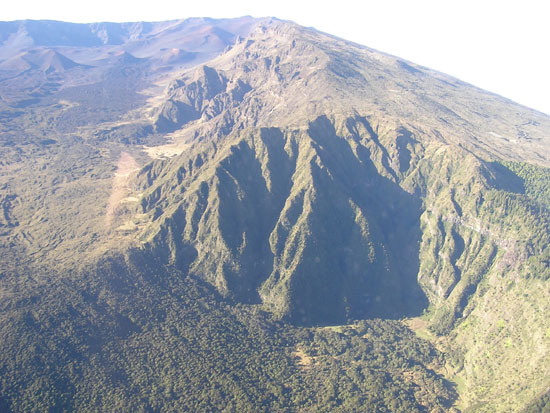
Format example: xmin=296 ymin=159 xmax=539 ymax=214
xmin=3 ymin=0 xmax=550 ymax=115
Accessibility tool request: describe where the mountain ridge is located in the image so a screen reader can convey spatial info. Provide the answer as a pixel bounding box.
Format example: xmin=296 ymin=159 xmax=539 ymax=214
xmin=1 ymin=16 xmax=550 ymax=412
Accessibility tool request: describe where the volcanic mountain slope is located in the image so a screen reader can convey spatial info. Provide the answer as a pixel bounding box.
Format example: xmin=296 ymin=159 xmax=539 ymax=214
xmin=131 ymin=23 xmax=550 ymax=409
xmin=0 ymin=17 xmax=261 ymax=109
xmin=1 ymin=17 xmax=550 ymax=412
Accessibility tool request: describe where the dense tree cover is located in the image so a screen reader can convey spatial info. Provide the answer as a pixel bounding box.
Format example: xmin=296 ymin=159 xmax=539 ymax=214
xmin=499 ymin=161 xmax=550 ymax=207
xmin=294 ymin=321 xmax=456 ymax=412
xmin=0 ymin=253 xmax=456 ymax=412
xmin=484 ymin=162 xmax=550 ymax=280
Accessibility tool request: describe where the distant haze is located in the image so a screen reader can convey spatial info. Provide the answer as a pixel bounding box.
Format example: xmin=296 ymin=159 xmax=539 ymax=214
xmin=2 ymin=0 xmax=550 ymax=115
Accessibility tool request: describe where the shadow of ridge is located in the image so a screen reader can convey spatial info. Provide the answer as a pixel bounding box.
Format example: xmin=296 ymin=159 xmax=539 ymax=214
xmin=288 ymin=115 xmax=428 ymax=327
xmin=486 ymin=161 xmax=525 ymax=194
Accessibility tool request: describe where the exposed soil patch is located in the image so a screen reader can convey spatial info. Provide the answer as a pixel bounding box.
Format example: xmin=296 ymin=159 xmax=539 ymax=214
xmin=106 ymin=152 xmax=140 ymax=226
xmin=293 ymin=346 xmax=314 ymax=370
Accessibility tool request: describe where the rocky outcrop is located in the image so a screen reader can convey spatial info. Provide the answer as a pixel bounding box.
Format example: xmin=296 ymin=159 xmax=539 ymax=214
xmin=154 ymin=65 xmax=251 ymax=133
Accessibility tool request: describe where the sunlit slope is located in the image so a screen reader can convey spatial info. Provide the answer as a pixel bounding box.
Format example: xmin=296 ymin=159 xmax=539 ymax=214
xmin=1 ymin=17 xmax=550 ymax=412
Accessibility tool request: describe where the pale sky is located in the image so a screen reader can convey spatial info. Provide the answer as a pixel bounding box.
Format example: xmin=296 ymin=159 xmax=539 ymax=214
xmin=3 ymin=0 xmax=550 ymax=115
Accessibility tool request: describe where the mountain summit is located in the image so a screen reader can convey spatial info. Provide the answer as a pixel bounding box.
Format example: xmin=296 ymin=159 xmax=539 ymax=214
xmin=1 ymin=17 xmax=550 ymax=412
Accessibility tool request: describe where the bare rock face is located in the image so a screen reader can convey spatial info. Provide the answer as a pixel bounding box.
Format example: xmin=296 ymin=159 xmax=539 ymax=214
xmin=154 ymin=65 xmax=252 ymax=133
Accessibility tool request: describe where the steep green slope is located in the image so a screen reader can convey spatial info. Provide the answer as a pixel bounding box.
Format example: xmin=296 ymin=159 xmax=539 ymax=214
xmin=128 ymin=109 xmax=550 ymax=411
xmin=1 ymin=17 xmax=550 ymax=412
xmin=133 ymin=116 xmax=427 ymax=325
xmin=126 ymin=24 xmax=550 ymax=407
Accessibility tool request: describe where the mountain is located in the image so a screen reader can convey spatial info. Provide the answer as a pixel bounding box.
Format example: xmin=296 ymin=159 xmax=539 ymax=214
xmin=1 ymin=17 xmax=550 ymax=412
